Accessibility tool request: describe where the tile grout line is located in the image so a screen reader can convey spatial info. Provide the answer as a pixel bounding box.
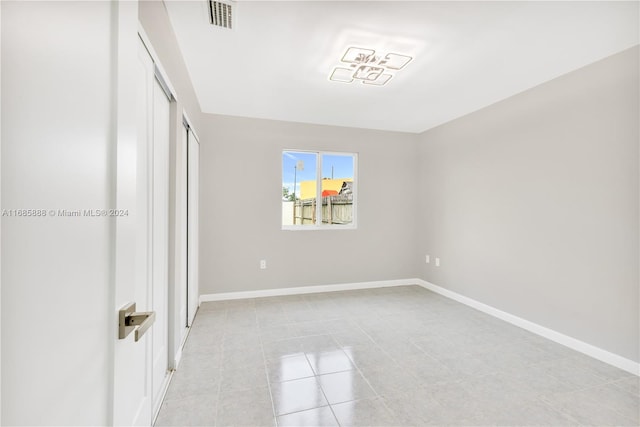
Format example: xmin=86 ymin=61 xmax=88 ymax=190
xmin=258 ymin=309 xmax=280 ymax=427
xmin=306 ymin=350 xmax=342 ymax=426
xmin=302 ymin=336 xmax=343 ymax=427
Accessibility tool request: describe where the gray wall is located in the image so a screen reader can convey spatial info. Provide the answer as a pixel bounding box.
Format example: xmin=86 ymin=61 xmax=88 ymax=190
xmin=417 ymin=46 xmax=639 ymax=362
xmin=200 ymin=115 xmax=419 ymax=294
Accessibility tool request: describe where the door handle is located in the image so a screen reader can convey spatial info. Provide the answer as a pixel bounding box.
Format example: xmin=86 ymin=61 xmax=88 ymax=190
xmin=118 ymin=302 xmax=156 ymax=342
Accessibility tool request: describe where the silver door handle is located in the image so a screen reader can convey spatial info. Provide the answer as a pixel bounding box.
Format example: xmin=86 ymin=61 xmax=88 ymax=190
xmin=118 ymin=302 xmax=156 ymax=342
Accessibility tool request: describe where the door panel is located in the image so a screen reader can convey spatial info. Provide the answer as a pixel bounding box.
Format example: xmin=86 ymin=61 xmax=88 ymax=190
xmin=187 ymin=134 xmax=200 ymax=326
xmin=151 ymin=76 xmax=170 ymax=414
xmin=114 ymin=34 xmax=172 ymax=426
xmin=178 ymin=125 xmax=189 ymax=330
xmin=113 ymin=34 xmax=153 ymax=427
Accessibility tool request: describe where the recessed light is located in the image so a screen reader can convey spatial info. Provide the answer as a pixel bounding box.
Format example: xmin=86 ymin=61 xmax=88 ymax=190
xmin=329 ymin=46 xmax=413 ymax=86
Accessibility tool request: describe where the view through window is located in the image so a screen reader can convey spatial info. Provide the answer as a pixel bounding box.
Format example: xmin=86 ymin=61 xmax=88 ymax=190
xmin=282 ymin=150 xmax=356 ymax=228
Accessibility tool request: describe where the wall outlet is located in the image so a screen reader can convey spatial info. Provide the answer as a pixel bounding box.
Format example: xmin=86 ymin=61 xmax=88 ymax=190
xmin=435 ymin=257 xmax=440 ymax=267
xmin=425 ymin=255 xmax=430 ymax=264
xmin=260 ymin=259 xmax=267 ymax=269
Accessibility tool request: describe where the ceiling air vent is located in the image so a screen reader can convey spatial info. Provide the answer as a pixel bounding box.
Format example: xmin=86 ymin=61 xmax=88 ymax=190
xmin=208 ymin=0 xmax=234 ymax=30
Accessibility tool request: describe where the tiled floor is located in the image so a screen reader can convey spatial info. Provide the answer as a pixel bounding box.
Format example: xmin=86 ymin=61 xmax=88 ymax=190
xmin=155 ymin=285 xmax=639 ymax=426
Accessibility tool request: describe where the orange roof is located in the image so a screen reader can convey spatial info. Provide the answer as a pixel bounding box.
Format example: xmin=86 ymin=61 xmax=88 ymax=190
xmin=299 ymin=178 xmax=352 ymax=200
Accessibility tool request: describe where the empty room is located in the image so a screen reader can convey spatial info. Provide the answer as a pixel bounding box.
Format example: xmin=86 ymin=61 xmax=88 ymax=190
xmin=1 ymin=0 xmax=638 ymax=426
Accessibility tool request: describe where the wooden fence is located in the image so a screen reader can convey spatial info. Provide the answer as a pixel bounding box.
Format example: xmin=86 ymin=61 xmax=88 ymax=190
xmin=293 ymin=194 xmax=353 ymax=225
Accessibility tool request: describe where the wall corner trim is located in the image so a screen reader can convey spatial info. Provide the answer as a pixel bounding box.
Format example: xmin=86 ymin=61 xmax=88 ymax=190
xmin=417 ymin=279 xmax=640 ymax=376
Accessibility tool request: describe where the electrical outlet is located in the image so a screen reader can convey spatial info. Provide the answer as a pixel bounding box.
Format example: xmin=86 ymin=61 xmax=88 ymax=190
xmin=260 ymin=260 xmax=267 ymax=269
xmin=425 ymin=255 xmax=430 ymax=264
xmin=435 ymin=257 xmax=440 ymax=267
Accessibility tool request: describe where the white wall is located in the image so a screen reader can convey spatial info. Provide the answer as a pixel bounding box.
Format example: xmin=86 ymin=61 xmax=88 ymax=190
xmin=417 ymin=46 xmax=639 ymax=363
xmin=200 ymin=115 xmax=419 ymax=294
xmin=1 ymin=2 xmax=116 ymax=424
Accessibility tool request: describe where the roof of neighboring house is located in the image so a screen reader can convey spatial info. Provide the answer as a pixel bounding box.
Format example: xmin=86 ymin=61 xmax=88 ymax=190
xmin=300 ymin=178 xmax=353 ymax=200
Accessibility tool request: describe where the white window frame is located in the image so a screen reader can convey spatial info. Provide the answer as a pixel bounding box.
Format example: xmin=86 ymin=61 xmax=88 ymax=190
xmin=282 ymin=150 xmax=358 ymax=231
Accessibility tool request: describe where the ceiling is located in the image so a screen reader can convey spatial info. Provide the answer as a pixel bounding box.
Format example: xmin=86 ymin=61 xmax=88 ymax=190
xmin=164 ymin=1 xmax=639 ymax=133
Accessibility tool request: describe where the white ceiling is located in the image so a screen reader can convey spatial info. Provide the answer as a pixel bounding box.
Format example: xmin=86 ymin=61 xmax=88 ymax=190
xmin=164 ymin=1 xmax=639 ymax=133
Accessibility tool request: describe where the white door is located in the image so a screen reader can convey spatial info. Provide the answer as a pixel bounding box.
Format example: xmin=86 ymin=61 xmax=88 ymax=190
xmin=113 ymin=34 xmax=170 ymax=426
xmin=151 ymin=59 xmax=171 ymax=415
xmin=177 ymin=123 xmax=189 ymax=331
xmin=113 ymin=35 xmax=154 ymax=427
xmin=187 ymin=132 xmax=200 ymax=326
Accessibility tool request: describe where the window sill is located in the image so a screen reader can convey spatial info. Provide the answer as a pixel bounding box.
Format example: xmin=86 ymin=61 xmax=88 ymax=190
xmin=282 ymin=225 xmax=357 ymax=231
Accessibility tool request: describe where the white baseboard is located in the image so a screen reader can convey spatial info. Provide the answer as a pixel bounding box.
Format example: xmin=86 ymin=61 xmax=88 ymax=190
xmin=417 ymin=279 xmax=639 ymax=376
xmin=152 ymin=369 xmax=174 ymax=425
xmin=172 ymin=324 xmax=193 ymax=370
xmin=199 ymin=278 xmax=418 ymax=303
xmin=198 ymin=277 xmax=639 ymax=376
xmin=173 ymin=346 xmax=184 ymax=369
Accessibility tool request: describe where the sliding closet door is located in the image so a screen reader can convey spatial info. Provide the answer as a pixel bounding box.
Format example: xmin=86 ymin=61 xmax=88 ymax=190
xmin=151 ymin=71 xmax=171 ymax=415
xmin=186 ymin=129 xmax=200 ymax=326
xmin=177 ymin=124 xmax=188 ymax=332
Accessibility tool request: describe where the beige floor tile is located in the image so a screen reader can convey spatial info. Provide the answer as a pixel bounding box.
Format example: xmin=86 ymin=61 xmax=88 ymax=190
xmin=156 ymin=286 xmax=635 ymax=427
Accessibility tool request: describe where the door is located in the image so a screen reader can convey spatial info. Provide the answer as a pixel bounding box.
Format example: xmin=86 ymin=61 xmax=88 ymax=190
xmin=113 ymin=33 xmax=154 ymax=427
xmin=113 ymin=33 xmax=170 ymax=426
xmin=187 ymin=131 xmax=200 ymax=326
xmin=177 ymin=123 xmax=189 ymax=332
xmin=151 ymin=56 xmax=171 ymax=416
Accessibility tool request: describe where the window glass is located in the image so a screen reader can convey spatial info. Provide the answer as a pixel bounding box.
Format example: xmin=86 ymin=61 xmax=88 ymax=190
xmin=282 ymin=150 xmax=356 ymax=229
xmin=282 ymin=151 xmax=317 ymax=225
xmin=320 ymin=153 xmax=354 ymax=226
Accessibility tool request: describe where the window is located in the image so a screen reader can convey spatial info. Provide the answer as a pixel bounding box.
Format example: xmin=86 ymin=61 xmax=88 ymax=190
xmin=282 ymin=150 xmax=357 ymax=229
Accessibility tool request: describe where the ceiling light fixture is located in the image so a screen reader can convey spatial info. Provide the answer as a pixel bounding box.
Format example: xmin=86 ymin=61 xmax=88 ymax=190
xmin=329 ymin=47 xmax=413 ymax=86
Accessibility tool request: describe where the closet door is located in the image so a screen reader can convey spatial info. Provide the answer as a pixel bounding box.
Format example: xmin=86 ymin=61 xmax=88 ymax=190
xmin=151 ymin=68 xmax=171 ymax=416
xmin=187 ymin=129 xmax=200 ymax=326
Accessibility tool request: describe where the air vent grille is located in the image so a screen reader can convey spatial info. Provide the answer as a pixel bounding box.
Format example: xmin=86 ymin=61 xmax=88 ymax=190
xmin=209 ymin=1 xmax=233 ymax=30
